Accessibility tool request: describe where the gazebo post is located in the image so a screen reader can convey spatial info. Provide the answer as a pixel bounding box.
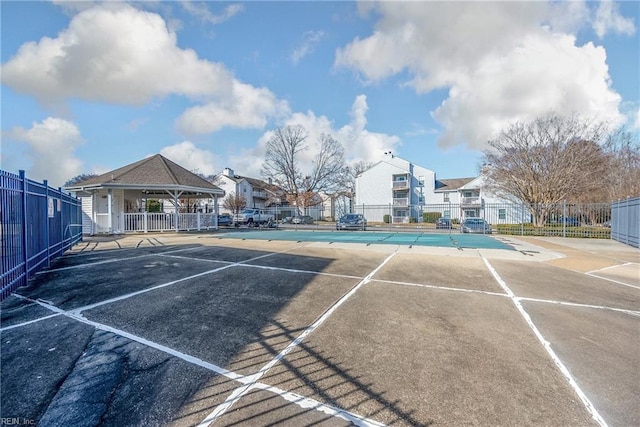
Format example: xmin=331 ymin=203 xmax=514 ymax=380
xmin=107 ymin=189 xmax=113 ymax=234
xmin=214 ymin=195 xmax=219 ymax=229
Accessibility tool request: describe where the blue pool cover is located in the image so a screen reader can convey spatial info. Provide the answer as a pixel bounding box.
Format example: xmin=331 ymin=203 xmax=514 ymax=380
xmin=217 ymin=230 xmax=514 ymax=250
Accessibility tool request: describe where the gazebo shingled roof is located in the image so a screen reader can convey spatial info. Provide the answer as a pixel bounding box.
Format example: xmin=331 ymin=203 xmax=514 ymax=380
xmin=66 ymin=154 xmax=224 ymax=197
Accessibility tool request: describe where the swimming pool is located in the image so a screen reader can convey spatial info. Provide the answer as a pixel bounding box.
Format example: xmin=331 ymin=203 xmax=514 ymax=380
xmin=216 ymin=230 xmax=514 ymax=250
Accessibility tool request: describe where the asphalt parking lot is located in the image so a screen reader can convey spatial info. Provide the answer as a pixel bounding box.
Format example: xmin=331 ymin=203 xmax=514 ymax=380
xmin=1 ymin=231 xmax=638 ymax=426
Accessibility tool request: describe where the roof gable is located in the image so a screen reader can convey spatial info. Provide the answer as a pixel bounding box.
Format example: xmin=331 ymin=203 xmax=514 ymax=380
xmin=435 ymin=177 xmax=476 ymax=192
xmin=66 ymin=154 xmax=221 ymax=192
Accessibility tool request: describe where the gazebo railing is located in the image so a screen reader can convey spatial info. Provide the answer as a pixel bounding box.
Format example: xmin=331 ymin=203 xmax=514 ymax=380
xmin=122 ymin=212 xmax=218 ymax=233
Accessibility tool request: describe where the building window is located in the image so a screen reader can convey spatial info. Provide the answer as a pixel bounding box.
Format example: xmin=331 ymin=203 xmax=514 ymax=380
xmin=498 ymin=209 xmax=506 ymax=220
xmin=444 ymin=193 xmax=450 ymax=202
xmin=443 ymin=210 xmax=450 ymax=219
xmin=418 ymin=176 xmax=425 ymax=186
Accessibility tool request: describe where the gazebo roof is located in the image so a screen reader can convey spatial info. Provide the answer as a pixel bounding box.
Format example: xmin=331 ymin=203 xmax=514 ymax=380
xmin=65 ymin=154 xmax=224 ymax=197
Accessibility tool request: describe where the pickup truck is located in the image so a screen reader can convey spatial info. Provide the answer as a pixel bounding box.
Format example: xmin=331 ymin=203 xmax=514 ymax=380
xmin=233 ymin=209 xmax=274 ymax=227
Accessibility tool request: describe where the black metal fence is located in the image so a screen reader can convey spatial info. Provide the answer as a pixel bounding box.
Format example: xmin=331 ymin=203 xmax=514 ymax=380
xmin=271 ymin=201 xmax=611 ymax=238
xmin=1 ymin=170 xmax=83 ymax=300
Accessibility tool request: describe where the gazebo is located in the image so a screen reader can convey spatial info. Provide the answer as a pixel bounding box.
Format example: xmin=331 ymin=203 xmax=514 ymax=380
xmin=65 ymin=154 xmax=225 ymax=235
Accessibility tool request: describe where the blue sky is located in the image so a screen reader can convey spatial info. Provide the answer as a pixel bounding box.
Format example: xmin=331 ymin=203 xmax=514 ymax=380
xmin=1 ymin=1 xmax=639 ymax=187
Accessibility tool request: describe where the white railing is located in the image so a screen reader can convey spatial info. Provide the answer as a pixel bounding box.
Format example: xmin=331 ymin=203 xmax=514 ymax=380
xmin=392 ymin=216 xmax=410 ymax=223
xmin=392 ymin=181 xmax=409 ymax=189
xmin=393 ymin=198 xmax=409 ymax=206
xmin=122 ymin=212 xmax=218 ymax=233
xmin=253 ymin=191 xmax=268 ymax=199
xmin=461 ymin=196 xmax=481 ymax=205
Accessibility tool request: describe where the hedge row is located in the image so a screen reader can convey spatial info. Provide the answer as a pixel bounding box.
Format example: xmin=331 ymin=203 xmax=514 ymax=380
xmin=495 ymin=224 xmax=611 ymax=238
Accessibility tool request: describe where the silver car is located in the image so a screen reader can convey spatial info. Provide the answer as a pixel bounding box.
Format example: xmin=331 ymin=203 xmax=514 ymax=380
xmin=461 ymin=217 xmax=492 ymax=234
xmin=336 ymin=214 xmax=367 ymax=231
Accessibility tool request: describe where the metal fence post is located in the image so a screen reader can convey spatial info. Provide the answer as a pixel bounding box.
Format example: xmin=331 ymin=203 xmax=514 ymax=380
xmin=19 ymin=170 xmax=28 ymax=280
xmin=44 ymin=180 xmax=50 ymax=268
xmin=562 ymin=200 xmax=566 ymax=238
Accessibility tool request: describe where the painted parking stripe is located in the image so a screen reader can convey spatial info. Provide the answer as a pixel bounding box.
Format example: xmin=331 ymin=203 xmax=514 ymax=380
xmin=372 ymin=278 xmax=508 ymax=297
xmin=251 ymin=382 xmax=386 ymax=427
xmin=585 ymin=273 xmax=640 ymax=290
xmin=18 ymin=290 xmax=387 ymax=426
xmin=518 ymin=296 xmax=640 ymax=317
xmin=196 ymin=251 xmax=398 ymax=427
xmin=482 ymin=257 xmax=608 ymax=427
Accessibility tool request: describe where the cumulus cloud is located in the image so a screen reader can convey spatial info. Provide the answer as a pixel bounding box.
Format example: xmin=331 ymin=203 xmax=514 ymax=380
xmin=9 ymin=117 xmax=84 ymax=187
xmin=159 ymin=141 xmax=217 ymax=176
xmin=176 ymin=81 xmax=290 ymax=134
xmin=291 ymin=30 xmax=326 ymax=65
xmin=1 ymin=4 xmax=234 ymax=105
xmin=335 ymin=1 xmax=628 ymax=149
xmin=593 ymin=0 xmax=636 ymax=38
xmin=228 ymin=95 xmax=400 ymax=176
xmin=2 ymin=3 xmax=290 ymax=135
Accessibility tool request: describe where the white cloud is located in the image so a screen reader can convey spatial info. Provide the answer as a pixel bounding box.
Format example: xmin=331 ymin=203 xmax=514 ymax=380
xmin=181 ymin=2 xmax=244 ymax=25
xmin=227 ymin=95 xmax=400 ymax=176
xmin=176 ymin=81 xmax=291 ymax=134
xmin=159 ymin=141 xmax=217 ymax=176
xmin=593 ymin=0 xmax=636 ymax=38
xmin=1 ymin=4 xmax=235 ymax=105
xmin=9 ymin=117 xmax=84 ymax=187
xmin=2 ymin=3 xmax=291 ymax=135
xmin=433 ymin=33 xmax=623 ymax=149
xmin=291 ymin=30 xmax=326 ymax=65
xmin=335 ymin=1 xmax=627 ymax=150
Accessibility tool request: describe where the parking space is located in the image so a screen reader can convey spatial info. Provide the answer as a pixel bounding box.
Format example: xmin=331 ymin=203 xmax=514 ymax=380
xmin=1 ymin=233 xmax=638 ymax=426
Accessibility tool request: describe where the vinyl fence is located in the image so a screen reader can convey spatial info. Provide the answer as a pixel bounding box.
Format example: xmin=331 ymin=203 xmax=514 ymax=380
xmin=1 ymin=170 xmax=83 ymax=300
xmin=611 ymin=197 xmax=639 ymax=248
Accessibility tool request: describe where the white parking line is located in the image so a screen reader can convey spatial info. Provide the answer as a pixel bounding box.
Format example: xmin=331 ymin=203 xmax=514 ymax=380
xmin=15 ymin=290 xmax=387 ymax=427
xmin=482 ymin=257 xmax=608 ymax=427
xmin=372 ymin=278 xmax=508 ymax=297
xmin=252 ymin=382 xmax=386 ymax=427
xmin=585 ymin=262 xmax=636 ymax=274
xmin=196 ymin=251 xmax=398 ymax=427
xmin=585 ymin=272 xmax=640 ymax=290
xmin=518 ymin=296 xmax=640 ymax=317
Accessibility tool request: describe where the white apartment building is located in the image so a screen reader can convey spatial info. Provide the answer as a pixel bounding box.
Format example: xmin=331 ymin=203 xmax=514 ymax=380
xmin=355 ymin=154 xmax=436 ymax=223
xmin=355 ymin=155 xmax=526 ymax=224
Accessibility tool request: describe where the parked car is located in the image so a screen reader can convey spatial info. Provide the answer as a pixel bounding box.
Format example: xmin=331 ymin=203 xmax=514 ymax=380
xmin=435 ymin=218 xmax=452 ymax=229
xmin=217 ymin=213 xmax=232 ymax=226
xmin=461 ymin=217 xmax=492 ymax=234
xmin=233 ymin=208 xmax=274 ymax=226
xmin=336 ymin=214 xmax=367 ymax=231
xmin=291 ymin=215 xmax=314 ymax=224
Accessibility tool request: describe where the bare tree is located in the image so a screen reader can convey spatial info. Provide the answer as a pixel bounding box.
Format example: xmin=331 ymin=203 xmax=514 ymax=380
xmin=604 ymin=128 xmax=640 ymax=200
xmin=64 ymin=173 xmax=99 ymax=187
xmin=340 ymin=160 xmax=375 ymax=199
xmin=261 ymin=125 xmax=346 ymax=211
xmin=222 ymin=192 xmax=247 ymax=214
xmin=482 ymin=114 xmax=610 ymax=226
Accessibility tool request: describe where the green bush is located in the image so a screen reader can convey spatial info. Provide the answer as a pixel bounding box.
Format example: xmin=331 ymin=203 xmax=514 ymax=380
xmin=146 ymin=199 xmax=162 ymax=213
xmin=383 ymin=214 xmax=391 ymax=224
xmin=422 ymin=212 xmax=441 ymax=223
xmin=495 ymin=224 xmax=610 ymax=238
xmin=409 ymin=217 xmax=417 ymax=223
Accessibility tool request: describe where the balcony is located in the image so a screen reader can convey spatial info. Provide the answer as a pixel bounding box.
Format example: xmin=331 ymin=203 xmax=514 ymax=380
xmin=392 ymin=197 xmax=409 ymax=207
xmin=392 ymin=180 xmax=409 ymax=189
xmin=461 ymin=196 xmax=481 ymax=206
xmin=253 ymin=191 xmax=268 ymax=199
